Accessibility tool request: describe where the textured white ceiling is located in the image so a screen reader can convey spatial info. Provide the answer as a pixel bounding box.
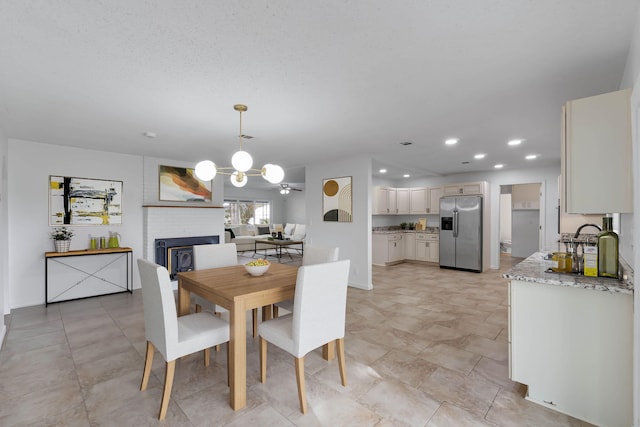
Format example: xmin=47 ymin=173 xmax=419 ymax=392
xmin=0 ymin=1 xmax=637 ymax=190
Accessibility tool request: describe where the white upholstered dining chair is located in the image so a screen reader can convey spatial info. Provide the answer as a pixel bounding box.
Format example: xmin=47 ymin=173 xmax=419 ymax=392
xmin=273 ymin=245 xmax=339 ymax=318
xmin=258 ymin=259 xmax=350 ymax=414
xmin=137 ymin=259 xmax=230 ymax=421
xmin=192 ymin=243 xmax=259 ymax=338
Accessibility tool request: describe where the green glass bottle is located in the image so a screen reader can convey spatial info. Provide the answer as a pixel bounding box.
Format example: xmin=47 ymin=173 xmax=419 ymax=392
xmin=597 ymin=217 xmax=619 ymax=278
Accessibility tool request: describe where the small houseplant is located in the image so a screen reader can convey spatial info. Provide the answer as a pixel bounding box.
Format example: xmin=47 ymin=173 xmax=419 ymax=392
xmin=408 ymin=222 xmax=415 ymax=230
xmin=50 ymin=226 xmax=74 ymax=252
xmin=400 ymin=222 xmax=407 ymax=229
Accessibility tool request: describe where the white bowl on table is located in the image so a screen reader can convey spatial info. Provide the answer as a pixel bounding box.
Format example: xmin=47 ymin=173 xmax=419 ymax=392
xmin=244 ymin=261 xmax=270 ymax=276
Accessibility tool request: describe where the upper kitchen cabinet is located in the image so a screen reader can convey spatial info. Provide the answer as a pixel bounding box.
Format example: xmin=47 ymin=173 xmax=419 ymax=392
xmin=562 ymin=89 xmax=633 ymax=213
xmin=374 ymin=187 xmax=397 ymax=214
xmin=396 ymin=188 xmax=410 ymax=214
xmin=409 ymin=187 xmax=428 ymax=214
xmin=512 ymin=183 xmax=540 ymax=210
xmin=443 ymin=181 xmax=486 ymax=196
xmin=427 ymin=186 xmax=442 ymax=214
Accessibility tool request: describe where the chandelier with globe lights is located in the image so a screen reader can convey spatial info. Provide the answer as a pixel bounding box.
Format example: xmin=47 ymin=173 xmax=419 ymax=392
xmin=194 ymin=104 xmax=284 ymax=187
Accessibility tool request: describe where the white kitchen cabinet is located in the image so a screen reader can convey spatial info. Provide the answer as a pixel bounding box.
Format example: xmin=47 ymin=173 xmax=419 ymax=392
xmin=396 ymin=188 xmax=410 ymax=214
xmin=415 ymin=235 xmax=428 ymax=261
xmin=409 ymin=188 xmax=428 ymax=214
xmin=374 ymin=187 xmax=397 ymax=214
xmin=509 ymin=279 xmax=632 ymax=427
xmin=388 ymin=235 xmax=403 ymax=262
xmin=562 ymin=89 xmax=632 ymax=213
xmin=512 ymin=183 xmax=540 ymax=210
xmin=415 ymin=234 xmax=439 ymax=262
xmin=404 ymin=233 xmax=416 ymax=260
xmin=372 ymin=233 xmax=403 ymax=265
xmin=443 ymin=181 xmax=485 ymax=196
xmin=427 ymin=186 xmax=442 ymax=214
xmin=427 ymin=241 xmax=439 ymax=262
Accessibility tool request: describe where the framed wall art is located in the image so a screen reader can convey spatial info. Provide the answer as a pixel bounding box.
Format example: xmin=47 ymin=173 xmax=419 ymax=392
xmin=322 ymin=176 xmax=352 ymax=222
xmin=159 ymin=165 xmax=212 ymax=202
xmin=50 ymin=176 xmax=123 ymax=225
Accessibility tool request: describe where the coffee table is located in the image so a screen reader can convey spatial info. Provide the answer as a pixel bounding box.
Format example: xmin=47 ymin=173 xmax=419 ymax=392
xmin=254 ymin=238 xmax=304 ymax=262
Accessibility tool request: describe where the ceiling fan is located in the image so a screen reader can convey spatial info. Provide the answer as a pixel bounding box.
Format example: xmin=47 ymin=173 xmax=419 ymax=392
xmin=279 ymin=183 xmax=302 ymax=194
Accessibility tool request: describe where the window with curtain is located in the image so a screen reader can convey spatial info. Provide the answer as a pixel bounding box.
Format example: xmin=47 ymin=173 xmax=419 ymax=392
xmin=224 ymin=199 xmax=271 ymax=225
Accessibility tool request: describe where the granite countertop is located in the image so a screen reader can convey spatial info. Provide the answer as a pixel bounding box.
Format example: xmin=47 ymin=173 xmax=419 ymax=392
xmin=372 ymin=228 xmax=439 ymax=234
xmin=504 ymin=252 xmax=634 ymax=294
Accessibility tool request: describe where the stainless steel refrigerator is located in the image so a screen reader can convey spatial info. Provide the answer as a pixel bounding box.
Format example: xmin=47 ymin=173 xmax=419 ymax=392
xmin=439 ymin=195 xmax=483 ymax=272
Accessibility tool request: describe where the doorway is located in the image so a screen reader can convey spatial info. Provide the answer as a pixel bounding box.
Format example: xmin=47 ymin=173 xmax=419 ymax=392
xmin=500 ymin=183 xmax=542 ymax=262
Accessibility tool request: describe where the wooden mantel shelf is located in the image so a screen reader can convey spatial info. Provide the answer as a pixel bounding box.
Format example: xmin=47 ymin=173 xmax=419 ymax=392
xmin=143 ymin=205 xmax=224 ymax=208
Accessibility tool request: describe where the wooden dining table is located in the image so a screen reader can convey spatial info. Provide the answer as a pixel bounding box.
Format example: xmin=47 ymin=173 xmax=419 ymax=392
xmin=177 ymin=262 xmax=335 ymax=411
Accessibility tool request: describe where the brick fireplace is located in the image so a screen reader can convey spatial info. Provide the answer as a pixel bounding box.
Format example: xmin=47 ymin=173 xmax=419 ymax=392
xmin=155 ymin=235 xmax=219 ymax=279
xmin=143 ymin=206 xmax=225 ymax=280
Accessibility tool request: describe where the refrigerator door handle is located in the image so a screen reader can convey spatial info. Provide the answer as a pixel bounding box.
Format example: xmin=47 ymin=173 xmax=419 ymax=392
xmin=453 ymin=209 xmax=459 ymax=237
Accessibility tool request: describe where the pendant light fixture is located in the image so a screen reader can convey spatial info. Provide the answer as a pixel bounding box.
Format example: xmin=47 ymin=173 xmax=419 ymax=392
xmin=195 ymin=104 xmax=285 ymax=187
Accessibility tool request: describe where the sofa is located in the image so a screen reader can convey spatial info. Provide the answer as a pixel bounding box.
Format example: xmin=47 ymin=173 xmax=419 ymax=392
xmin=224 ymin=223 xmax=306 ymax=253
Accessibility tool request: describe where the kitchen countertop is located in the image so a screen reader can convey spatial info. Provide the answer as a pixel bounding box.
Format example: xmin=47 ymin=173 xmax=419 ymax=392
xmin=372 ymin=228 xmax=439 ymax=234
xmin=504 ymin=251 xmax=634 ymax=294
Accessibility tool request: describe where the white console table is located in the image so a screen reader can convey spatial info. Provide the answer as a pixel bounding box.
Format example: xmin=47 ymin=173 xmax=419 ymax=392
xmin=45 ymin=247 xmax=133 ymax=305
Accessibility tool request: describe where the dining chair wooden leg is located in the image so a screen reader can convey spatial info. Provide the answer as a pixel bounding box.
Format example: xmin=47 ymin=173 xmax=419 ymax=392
xmin=295 ymin=356 xmax=307 ymax=414
xmin=140 ymin=341 xmax=155 ymax=391
xmin=159 ymin=360 xmax=176 ymax=421
xmin=204 ymin=347 xmax=210 ymax=367
xmin=272 ymin=305 xmax=279 ymax=318
xmin=336 ymin=338 xmax=347 ymax=386
xmin=215 ymin=311 xmax=222 ymax=352
xmin=259 ymin=336 xmax=267 ymax=383
xmin=252 ymin=308 xmax=258 ymax=338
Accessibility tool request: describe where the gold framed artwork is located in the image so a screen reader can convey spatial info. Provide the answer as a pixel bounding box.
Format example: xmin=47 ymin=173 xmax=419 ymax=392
xmin=159 ymin=165 xmax=212 ymax=202
xmin=322 ymin=176 xmax=352 ymax=222
xmin=49 ymin=176 xmax=123 ymax=225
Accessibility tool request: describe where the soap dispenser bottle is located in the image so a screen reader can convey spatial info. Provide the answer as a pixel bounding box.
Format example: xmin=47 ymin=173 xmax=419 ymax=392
xmin=597 ymin=217 xmax=619 ymax=278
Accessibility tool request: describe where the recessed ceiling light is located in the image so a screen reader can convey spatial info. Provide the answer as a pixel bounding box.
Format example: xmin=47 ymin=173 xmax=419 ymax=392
xmin=445 ymin=138 xmax=459 ymax=145
xmin=525 ymin=154 xmax=538 ymax=160
xmin=403 ymin=174 xmax=410 ymax=178
xmin=494 ymin=164 xmax=504 ymax=169
xmin=507 ymin=139 xmax=523 ymax=146
xmin=379 ymin=169 xmax=387 ymax=174
xmin=474 ymin=153 xmax=486 ymax=159
xmin=143 ymin=131 xmax=157 ymax=138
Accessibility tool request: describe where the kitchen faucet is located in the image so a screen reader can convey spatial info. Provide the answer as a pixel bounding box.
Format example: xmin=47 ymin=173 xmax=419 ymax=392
xmin=573 ymin=223 xmax=602 ymax=239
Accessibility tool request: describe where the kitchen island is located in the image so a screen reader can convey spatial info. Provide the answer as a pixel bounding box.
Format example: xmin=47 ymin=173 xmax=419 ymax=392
xmin=504 ymin=252 xmax=633 ymax=427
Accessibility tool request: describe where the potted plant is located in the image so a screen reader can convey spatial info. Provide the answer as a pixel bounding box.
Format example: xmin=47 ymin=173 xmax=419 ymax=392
xmin=50 ymin=226 xmax=74 ymax=252
xmin=408 ymin=222 xmax=415 ymax=230
xmin=400 ymin=222 xmax=407 ymax=229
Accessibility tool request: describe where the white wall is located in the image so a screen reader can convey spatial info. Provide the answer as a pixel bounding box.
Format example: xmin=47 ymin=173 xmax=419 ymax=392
xmin=0 ymin=126 xmax=8 ymax=345
xmin=499 ymin=193 xmax=512 ymax=243
xmin=306 ymin=154 xmax=372 ymax=290
xmin=8 ymin=139 xmax=144 ymax=308
xmin=283 ymin=190 xmax=306 ymax=224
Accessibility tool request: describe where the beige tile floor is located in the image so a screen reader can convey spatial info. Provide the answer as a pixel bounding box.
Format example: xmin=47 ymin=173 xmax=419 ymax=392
xmin=0 ymin=254 xmax=595 ymax=426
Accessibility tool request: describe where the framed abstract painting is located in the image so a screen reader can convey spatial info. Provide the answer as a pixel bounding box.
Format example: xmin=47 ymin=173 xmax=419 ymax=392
xmin=159 ymin=165 xmax=212 ymax=202
xmin=49 ymin=176 xmax=123 ymax=225
xmin=322 ymin=176 xmax=352 ymax=222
